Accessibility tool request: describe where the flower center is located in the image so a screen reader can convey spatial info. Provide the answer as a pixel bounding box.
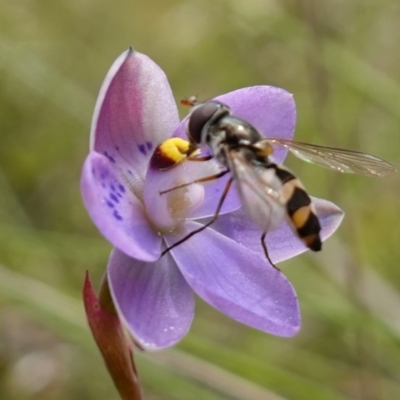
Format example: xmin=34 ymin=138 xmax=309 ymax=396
xmin=144 ymin=138 xmax=222 ymax=233
xmin=166 ymin=179 xmax=204 ymax=225
xmin=143 ymin=168 xmax=205 ymax=233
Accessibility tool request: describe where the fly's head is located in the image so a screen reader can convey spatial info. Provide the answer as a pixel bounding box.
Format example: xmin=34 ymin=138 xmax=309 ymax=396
xmin=185 ymin=101 xmax=231 ymax=148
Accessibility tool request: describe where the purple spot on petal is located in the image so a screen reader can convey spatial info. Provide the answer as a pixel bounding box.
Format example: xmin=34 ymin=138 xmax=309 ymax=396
xmin=110 ymin=184 xmax=116 ymax=192
xmin=118 ymin=184 xmax=126 ymax=193
xmin=116 ymin=192 xmax=123 ymax=199
xmin=104 ymin=151 xmax=116 ymax=164
xmin=110 ymin=193 xmax=119 ymax=203
xmin=115 ymin=146 xmax=120 ymax=151
xmin=138 ymin=144 xmax=146 ymax=155
xmin=113 ymin=210 xmax=123 ymax=221
xmin=128 ymin=170 xmax=133 ymax=175
xmin=146 ymin=141 xmax=153 ymax=150
xmin=106 ymin=200 xmax=114 ymax=208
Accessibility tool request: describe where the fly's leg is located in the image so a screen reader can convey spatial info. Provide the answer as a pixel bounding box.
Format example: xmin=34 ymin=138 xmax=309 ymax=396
xmin=159 ymin=154 xmax=215 ymax=195
xmin=159 ymin=169 xmax=229 ymax=195
xmin=187 ymin=155 xmax=213 ymax=162
xmin=161 ymin=177 xmax=233 ymax=257
xmin=261 ymin=232 xmax=280 ymax=271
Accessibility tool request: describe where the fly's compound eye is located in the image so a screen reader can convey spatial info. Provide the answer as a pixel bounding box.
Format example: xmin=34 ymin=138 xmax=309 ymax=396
xmin=187 ymin=102 xmax=221 ymax=145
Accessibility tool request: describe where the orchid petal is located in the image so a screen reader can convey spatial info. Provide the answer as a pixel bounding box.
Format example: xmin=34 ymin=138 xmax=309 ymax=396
xmin=107 ymin=249 xmax=195 ymax=350
xmin=81 ymin=152 xmax=161 ymax=261
xmin=167 ymin=221 xmax=300 ymax=337
xmin=90 ymin=49 xmax=180 ymax=196
xmin=210 ymin=197 xmax=344 ymax=263
xmin=144 ymin=155 xmax=206 ymax=231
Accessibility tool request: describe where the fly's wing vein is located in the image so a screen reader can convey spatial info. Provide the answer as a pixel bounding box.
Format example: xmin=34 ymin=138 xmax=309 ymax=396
xmin=267 ymin=139 xmax=396 ymax=177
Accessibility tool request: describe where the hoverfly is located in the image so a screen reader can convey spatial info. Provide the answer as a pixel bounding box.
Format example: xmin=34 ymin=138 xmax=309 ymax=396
xmin=157 ymin=96 xmax=396 ymax=268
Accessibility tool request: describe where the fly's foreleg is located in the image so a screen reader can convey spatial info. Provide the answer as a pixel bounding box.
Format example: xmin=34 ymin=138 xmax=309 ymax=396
xmin=161 ymin=177 xmax=233 ymax=257
xmin=187 ymin=155 xmax=213 ymax=162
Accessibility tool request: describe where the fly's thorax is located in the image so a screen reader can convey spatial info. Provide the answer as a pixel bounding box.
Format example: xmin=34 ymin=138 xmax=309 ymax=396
xmin=212 ymin=116 xmax=268 ymax=165
xmin=216 ymin=116 xmax=263 ymax=145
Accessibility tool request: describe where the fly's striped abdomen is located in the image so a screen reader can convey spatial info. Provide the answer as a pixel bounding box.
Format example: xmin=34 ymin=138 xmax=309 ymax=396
xmin=270 ymin=164 xmax=322 ymax=251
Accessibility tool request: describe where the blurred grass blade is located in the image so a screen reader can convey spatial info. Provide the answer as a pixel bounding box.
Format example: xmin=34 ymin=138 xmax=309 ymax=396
xmin=0 ymin=37 xmax=93 ymax=123
xmin=267 ymin=13 xmax=400 ymax=121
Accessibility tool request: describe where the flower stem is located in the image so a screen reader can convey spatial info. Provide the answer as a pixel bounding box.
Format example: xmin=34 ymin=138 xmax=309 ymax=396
xmin=84 ymin=272 xmax=143 ymax=400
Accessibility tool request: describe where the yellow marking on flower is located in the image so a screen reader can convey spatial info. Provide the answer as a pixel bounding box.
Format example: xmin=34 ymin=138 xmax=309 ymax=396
xmin=150 ymin=138 xmax=199 ymax=170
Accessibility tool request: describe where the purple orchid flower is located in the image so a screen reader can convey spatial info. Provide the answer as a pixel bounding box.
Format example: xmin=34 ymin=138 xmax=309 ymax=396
xmin=81 ymin=48 xmax=344 ymax=350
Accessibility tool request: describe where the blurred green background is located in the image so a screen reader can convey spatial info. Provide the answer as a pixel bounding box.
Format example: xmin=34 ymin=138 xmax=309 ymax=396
xmin=1 ymin=0 xmax=399 ymax=399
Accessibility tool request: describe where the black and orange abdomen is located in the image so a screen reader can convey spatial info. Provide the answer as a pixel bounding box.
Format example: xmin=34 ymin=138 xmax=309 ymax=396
xmin=270 ymin=164 xmax=322 ymax=251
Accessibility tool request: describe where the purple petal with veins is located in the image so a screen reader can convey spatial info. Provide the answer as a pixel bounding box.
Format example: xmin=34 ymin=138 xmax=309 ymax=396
xmin=107 ymin=249 xmax=195 ymax=350
xmin=81 ymin=152 xmax=161 ymax=261
xmin=90 ymin=49 xmax=180 ymax=197
xmin=166 ymin=221 xmax=300 ymax=336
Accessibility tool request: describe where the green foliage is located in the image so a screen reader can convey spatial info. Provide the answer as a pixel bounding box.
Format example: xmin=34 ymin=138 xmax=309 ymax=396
xmin=0 ymin=1 xmax=399 ymax=399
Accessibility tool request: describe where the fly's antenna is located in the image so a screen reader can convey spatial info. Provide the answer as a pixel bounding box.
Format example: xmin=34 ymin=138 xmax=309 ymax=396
xmin=181 ymin=95 xmax=198 ymax=107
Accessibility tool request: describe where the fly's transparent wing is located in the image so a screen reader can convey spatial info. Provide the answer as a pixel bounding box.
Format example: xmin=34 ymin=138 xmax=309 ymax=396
xmin=226 ymin=149 xmax=286 ymax=232
xmin=267 ymin=139 xmax=396 ymax=177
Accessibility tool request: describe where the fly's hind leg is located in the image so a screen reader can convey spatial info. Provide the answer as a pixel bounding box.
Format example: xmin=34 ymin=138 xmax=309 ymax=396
xmin=261 ymin=232 xmax=280 ymax=271
xmin=161 ymin=177 xmax=233 ymax=257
